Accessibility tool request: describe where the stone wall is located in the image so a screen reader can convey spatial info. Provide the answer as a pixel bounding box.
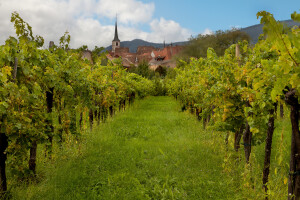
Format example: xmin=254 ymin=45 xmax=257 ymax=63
xmin=81 ymin=50 xmax=93 ymax=64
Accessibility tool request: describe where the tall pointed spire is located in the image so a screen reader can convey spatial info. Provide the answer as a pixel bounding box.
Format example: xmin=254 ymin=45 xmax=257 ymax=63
xmin=113 ymin=14 xmax=120 ymax=42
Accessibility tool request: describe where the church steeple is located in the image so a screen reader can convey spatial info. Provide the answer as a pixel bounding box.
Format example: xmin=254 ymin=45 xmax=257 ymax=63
xmin=113 ymin=20 xmax=120 ymax=42
xmin=112 ymin=15 xmax=120 ymax=53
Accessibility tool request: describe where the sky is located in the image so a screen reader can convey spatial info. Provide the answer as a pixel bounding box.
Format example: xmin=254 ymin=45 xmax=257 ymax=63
xmin=0 ymin=0 xmax=299 ymax=49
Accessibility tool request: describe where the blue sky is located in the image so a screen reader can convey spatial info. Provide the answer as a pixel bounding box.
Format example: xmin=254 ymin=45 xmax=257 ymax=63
xmin=143 ymin=0 xmax=300 ymax=34
xmin=0 ymin=0 xmax=299 ymax=48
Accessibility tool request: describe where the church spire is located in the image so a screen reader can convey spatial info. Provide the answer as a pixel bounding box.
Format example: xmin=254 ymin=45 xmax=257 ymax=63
xmin=112 ymin=14 xmax=120 ymax=53
xmin=113 ymin=15 xmax=120 ymax=42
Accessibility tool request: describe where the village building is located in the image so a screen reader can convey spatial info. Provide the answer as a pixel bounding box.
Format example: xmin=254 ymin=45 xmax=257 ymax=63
xmin=81 ymin=49 xmax=93 ymax=64
xmin=107 ymin=19 xmax=183 ymax=70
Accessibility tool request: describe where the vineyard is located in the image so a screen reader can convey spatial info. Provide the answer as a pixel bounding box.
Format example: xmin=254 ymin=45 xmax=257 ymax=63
xmin=165 ymin=11 xmax=300 ymax=199
xmin=0 ymin=10 xmax=300 ymax=200
xmin=0 ymin=12 xmax=154 ymax=199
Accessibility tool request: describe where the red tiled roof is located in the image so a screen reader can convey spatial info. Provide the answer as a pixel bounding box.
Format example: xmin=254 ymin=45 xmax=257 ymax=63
xmin=107 ymin=45 xmax=183 ymax=68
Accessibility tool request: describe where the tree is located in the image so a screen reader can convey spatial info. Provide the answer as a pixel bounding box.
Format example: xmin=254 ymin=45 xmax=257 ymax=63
xmin=179 ymin=29 xmax=250 ymax=59
xmin=129 ymin=60 xmax=155 ymax=79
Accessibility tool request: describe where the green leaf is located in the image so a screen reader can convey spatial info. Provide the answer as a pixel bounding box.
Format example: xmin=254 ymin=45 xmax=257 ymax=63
xmin=15 ymin=123 xmax=22 ymax=129
xmin=291 ymin=11 xmax=300 ymax=22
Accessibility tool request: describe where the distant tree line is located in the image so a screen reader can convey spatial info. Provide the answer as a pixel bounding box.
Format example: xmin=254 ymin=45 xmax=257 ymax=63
xmin=179 ymin=29 xmax=250 ymax=59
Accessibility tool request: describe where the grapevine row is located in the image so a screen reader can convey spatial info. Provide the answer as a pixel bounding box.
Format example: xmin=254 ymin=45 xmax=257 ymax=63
xmin=0 ymin=12 xmax=154 ymax=196
xmin=166 ymin=11 xmax=300 ymax=199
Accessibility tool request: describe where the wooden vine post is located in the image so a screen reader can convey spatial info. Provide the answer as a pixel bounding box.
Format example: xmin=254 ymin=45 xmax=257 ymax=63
xmin=0 ymin=57 xmax=18 ymax=195
xmin=285 ymin=89 xmax=300 ymax=200
xmin=262 ymin=106 xmax=276 ymax=200
xmin=237 ymin=44 xmax=252 ymax=164
xmin=233 ymin=44 xmax=243 ymax=153
xmin=0 ymin=126 xmax=8 ymax=196
xmin=45 ymin=41 xmax=55 ymax=157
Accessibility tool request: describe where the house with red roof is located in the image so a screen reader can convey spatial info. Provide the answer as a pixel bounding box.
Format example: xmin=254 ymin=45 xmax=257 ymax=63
xmin=107 ymin=19 xmax=183 ymax=70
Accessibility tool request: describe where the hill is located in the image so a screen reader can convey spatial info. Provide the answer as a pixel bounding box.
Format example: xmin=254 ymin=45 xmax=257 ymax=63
xmin=240 ymin=19 xmax=300 ymax=44
xmin=105 ymin=39 xmax=187 ymax=53
xmin=105 ymin=20 xmax=300 ymax=52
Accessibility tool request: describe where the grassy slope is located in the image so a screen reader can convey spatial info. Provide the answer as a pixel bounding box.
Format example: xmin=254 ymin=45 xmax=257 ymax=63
xmin=11 ymin=96 xmax=237 ymax=199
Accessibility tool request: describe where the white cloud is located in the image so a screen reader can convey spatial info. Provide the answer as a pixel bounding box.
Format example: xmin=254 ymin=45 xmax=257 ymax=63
xmin=96 ymin=0 xmax=155 ymax=24
xmin=202 ymin=28 xmax=213 ymax=35
xmin=114 ymin=18 xmax=191 ymax=44
xmin=147 ymin=18 xmax=191 ymax=43
xmin=0 ymin=0 xmax=190 ymax=49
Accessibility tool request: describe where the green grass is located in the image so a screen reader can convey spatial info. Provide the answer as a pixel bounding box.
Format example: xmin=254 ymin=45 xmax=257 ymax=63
xmin=8 ymin=96 xmax=293 ymax=199
xmin=10 ymin=96 xmax=237 ymax=199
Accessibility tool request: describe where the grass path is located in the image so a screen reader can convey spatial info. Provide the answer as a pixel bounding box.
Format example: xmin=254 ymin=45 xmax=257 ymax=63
xmin=12 ymin=96 xmax=236 ymax=199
